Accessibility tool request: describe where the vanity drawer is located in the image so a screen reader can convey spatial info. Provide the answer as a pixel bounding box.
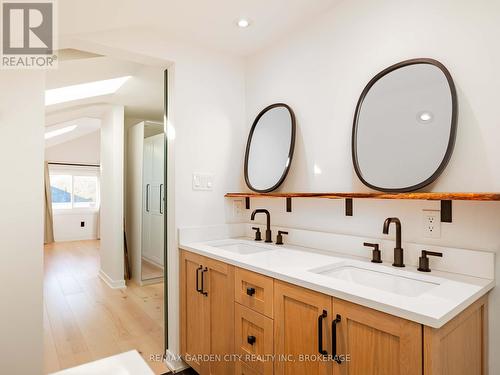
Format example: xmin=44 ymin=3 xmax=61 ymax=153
xmin=234 ymin=303 xmax=273 ymax=375
xmin=235 ymin=267 xmax=274 ymax=318
xmin=235 ymin=360 xmax=261 ymax=375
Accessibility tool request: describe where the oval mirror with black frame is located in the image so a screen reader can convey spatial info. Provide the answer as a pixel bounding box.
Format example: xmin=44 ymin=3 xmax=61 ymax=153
xmin=352 ymin=58 xmax=458 ymax=192
xmin=245 ymin=103 xmax=296 ymax=193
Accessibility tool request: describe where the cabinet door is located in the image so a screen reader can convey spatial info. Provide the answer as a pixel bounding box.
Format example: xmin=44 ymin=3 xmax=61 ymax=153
xmin=142 ymin=137 xmax=153 ymax=184
xmin=141 ymin=138 xmax=153 ymax=262
xmin=180 ymin=250 xmax=209 ymax=374
xmin=152 ymin=133 xmax=164 ymax=183
xmin=423 ymin=295 xmax=487 ymax=375
xmin=146 ymin=182 xmax=164 ymax=266
xmin=333 ymin=299 xmax=421 ymax=375
xmin=204 ymin=257 xmax=235 ymax=375
xmin=274 ymin=281 xmax=333 ymax=375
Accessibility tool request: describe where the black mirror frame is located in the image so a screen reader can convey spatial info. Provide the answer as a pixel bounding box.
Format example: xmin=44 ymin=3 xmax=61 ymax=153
xmin=244 ymin=103 xmax=296 ymax=193
xmin=351 ymin=58 xmax=458 ymax=193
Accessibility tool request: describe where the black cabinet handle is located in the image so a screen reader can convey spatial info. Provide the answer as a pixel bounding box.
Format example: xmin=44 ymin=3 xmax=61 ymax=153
xmin=195 ymin=266 xmax=203 ymax=293
xmin=200 ymin=267 xmax=208 ymax=296
xmin=318 ymin=310 xmax=328 ymax=356
xmin=332 ymin=314 xmax=342 ymax=364
xmin=247 ymin=335 xmax=256 ymax=345
xmin=145 ymin=184 xmax=150 ymax=212
xmin=246 ymin=287 xmax=256 ymax=296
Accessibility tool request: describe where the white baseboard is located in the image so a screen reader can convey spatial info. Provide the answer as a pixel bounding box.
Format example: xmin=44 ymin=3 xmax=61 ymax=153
xmin=164 ymin=349 xmax=189 ymax=373
xmin=98 ymin=269 xmax=126 ymax=289
xmin=54 ymin=235 xmax=99 ymax=242
xmin=142 ymin=256 xmax=164 ymax=270
xmin=139 ymin=277 xmax=164 ymax=286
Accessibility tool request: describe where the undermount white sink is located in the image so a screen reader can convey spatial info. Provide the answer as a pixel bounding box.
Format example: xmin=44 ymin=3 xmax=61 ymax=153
xmin=311 ymin=263 xmax=440 ymax=297
xmin=209 ymin=240 xmax=270 ymax=255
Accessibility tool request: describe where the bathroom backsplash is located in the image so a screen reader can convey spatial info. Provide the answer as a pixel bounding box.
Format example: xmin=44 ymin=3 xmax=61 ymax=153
xmin=179 ymin=222 xmax=494 ymax=280
xmin=226 ymin=197 xmax=500 ymax=253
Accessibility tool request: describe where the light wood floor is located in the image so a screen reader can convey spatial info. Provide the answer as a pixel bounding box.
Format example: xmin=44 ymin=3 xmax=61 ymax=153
xmin=44 ymin=240 xmax=169 ymax=374
xmin=142 ymin=258 xmax=164 ymax=280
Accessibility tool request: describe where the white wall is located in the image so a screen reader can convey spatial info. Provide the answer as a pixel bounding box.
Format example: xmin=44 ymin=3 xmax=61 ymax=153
xmin=63 ymin=30 xmax=247 ymax=363
xmin=0 ymin=71 xmax=45 ymax=374
xmin=99 ymin=105 xmax=125 ymax=288
xmin=126 ymin=121 xmax=144 ymax=284
xmin=245 ymin=0 xmax=500 ymax=372
xmin=53 ymin=211 xmax=99 ymax=242
xmin=169 ymin=51 xmax=246 ymax=362
xmin=45 ymin=130 xmax=100 ymax=165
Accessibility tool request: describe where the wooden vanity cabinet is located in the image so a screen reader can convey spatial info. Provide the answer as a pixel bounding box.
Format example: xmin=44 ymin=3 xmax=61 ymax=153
xmin=423 ymin=296 xmax=488 ymax=375
xmin=180 ymin=251 xmax=207 ymax=373
xmin=274 ymin=281 xmax=333 ymax=375
xmin=180 ymin=250 xmax=235 ymax=375
xmin=333 ymin=299 xmax=421 ymax=375
xmin=180 ymin=250 xmax=488 ymax=375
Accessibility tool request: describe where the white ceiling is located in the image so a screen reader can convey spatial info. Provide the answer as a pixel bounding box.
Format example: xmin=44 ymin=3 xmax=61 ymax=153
xmin=59 ymin=0 xmax=339 ymax=56
xmin=45 ymin=117 xmax=101 ymax=148
xmin=46 ymin=1 xmax=337 ymax=144
xmin=45 ymin=56 xmax=164 ymax=121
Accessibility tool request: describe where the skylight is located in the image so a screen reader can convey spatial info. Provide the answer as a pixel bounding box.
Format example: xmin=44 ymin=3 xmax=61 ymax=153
xmin=44 ymin=124 xmax=77 ymax=140
xmin=45 ymin=76 xmax=131 ymax=106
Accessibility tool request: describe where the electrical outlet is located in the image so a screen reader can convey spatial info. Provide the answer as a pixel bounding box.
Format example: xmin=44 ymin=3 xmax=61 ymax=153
xmin=422 ymin=210 xmax=440 ymax=238
xmin=233 ymin=199 xmax=244 ymax=218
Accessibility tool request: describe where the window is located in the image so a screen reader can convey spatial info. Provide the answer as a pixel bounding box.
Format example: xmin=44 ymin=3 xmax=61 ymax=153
xmin=73 ymin=175 xmax=98 ymax=208
xmin=51 ymin=174 xmax=73 ymax=209
xmin=50 ymin=166 xmax=100 ymax=210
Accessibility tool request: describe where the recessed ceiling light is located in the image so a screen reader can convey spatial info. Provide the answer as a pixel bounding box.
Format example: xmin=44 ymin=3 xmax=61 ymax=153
xmin=44 ymin=124 xmax=77 ymax=140
xmin=237 ymin=18 xmax=250 ymax=28
xmin=45 ymin=76 xmax=131 ymax=106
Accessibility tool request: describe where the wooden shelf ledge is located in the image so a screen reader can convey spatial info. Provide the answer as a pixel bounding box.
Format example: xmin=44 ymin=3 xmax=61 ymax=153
xmin=225 ymin=192 xmax=500 ymax=201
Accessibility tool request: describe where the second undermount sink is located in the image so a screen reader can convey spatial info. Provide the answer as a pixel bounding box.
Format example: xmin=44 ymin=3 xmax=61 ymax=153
xmin=208 ymin=239 xmax=270 ymax=255
xmin=311 ymin=263 xmax=441 ymax=297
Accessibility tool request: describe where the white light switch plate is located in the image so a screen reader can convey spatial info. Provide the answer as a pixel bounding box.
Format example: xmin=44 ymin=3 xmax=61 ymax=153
xmin=192 ymin=173 xmax=214 ymax=191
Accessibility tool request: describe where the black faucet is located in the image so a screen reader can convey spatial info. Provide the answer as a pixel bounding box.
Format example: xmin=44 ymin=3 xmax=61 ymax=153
xmin=382 ymin=217 xmax=405 ymax=267
xmin=251 ymin=209 xmax=272 ymax=243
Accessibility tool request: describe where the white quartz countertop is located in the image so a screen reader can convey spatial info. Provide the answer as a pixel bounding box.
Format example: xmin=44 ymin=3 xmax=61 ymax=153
xmin=180 ymin=238 xmax=494 ymax=328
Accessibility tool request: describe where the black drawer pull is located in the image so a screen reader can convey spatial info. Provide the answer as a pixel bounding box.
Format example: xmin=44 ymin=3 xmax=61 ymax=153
xmin=200 ymin=267 xmax=208 ymax=296
xmin=195 ymin=266 xmax=203 ymax=293
xmin=318 ymin=310 xmax=328 ymax=356
xmin=332 ymin=314 xmax=342 ymax=364
xmin=247 ymin=335 xmax=256 ymax=345
xmin=246 ymin=287 xmax=256 ymax=296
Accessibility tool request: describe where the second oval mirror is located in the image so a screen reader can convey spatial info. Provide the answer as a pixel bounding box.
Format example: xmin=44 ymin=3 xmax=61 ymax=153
xmin=245 ymin=103 xmax=296 ymax=192
xmin=352 ymin=58 xmax=458 ymax=192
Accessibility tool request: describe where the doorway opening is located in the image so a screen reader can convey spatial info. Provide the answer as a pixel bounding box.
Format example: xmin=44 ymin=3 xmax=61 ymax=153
xmin=43 ymin=49 xmax=168 ymax=374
